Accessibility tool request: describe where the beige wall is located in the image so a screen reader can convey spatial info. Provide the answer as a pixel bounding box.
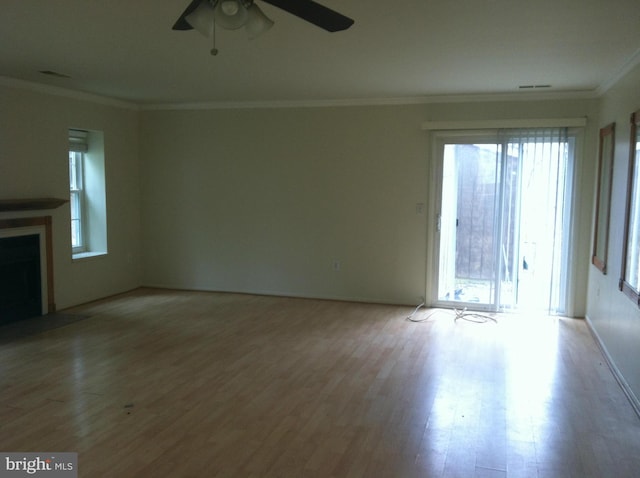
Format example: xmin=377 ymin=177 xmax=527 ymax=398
xmin=0 ymin=79 xmax=603 ymax=316
xmin=0 ymin=83 xmax=142 ymax=309
xmin=139 ymin=106 xmax=429 ymax=304
xmin=586 ymin=63 xmax=640 ymax=404
xmin=140 ymin=97 xmax=598 ymax=310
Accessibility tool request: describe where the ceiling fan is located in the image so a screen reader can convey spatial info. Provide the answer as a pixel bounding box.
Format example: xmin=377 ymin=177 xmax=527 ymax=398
xmin=173 ymin=0 xmax=354 ymax=45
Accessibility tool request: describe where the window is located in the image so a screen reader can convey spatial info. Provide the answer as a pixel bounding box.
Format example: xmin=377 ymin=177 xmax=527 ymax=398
xmin=68 ymin=128 xmax=107 ymax=259
xmin=69 ymin=149 xmax=85 ymax=253
xmin=620 ymin=109 xmax=640 ymax=303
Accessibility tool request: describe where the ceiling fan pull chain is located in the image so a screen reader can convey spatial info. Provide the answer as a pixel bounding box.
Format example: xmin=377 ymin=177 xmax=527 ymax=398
xmin=210 ymin=19 xmax=219 ymax=55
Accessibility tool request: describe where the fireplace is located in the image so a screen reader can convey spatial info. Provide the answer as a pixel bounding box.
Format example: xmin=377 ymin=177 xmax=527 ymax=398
xmin=0 ymin=234 xmax=42 ymax=325
xmin=0 ymin=216 xmax=56 ymax=325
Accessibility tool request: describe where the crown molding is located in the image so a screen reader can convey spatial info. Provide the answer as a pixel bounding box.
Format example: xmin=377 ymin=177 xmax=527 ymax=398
xmin=421 ymin=117 xmax=588 ymax=131
xmin=0 ymin=75 xmax=597 ymax=112
xmin=0 ymin=76 xmax=139 ymax=110
xmin=596 ymin=47 xmax=640 ymax=96
xmin=140 ymin=89 xmax=598 ymax=111
xmin=140 ymin=96 xmax=430 ymax=111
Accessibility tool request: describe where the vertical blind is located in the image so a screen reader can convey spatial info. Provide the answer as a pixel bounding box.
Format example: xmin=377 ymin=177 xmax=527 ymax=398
xmin=497 ymin=127 xmax=571 ymax=314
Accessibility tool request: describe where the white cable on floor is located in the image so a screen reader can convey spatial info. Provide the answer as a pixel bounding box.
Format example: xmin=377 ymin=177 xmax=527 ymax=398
xmin=405 ymin=303 xmax=497 ymax=324
xmin=453 ymin=307 xmax=498 ymax=323
xmin=405 ymin=301 xmax=425 ymax=321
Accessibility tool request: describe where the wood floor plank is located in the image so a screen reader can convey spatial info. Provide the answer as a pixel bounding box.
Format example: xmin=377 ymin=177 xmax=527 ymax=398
xmin=1 ymin=289 xmax=640 ymax=477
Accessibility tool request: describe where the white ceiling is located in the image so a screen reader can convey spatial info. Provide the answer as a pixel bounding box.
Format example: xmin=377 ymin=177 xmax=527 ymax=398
xmin=1 ymin=0 xmax=639 ymax=106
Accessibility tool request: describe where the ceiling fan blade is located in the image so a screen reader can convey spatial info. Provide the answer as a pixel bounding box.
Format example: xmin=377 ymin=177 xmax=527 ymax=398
xmin=260 ymin=0 xmax=354 ymax=32
xmin=172 ymin=0 xmax=204 ymax=30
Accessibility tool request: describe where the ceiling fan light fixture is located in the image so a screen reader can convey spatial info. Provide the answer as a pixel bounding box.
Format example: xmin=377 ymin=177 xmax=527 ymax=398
xmin=221 ymin=0 xmax=239 ymax=16
xmin=214 ymin=0 xmax=248 ymax=30
xmin=185 ymin=0 xmax=216 ymax=37
xmin=245 ymin=4 xmax=274 ymax=39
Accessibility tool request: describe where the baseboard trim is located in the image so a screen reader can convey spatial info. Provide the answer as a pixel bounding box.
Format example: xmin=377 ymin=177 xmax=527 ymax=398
xmin=585 ymin=315 xmax=640 ymax=419
xmin=139 ymin=283 xmax=415 ymax=308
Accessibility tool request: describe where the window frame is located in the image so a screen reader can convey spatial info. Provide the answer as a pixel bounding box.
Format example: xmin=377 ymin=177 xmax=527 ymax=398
xmin=68 ymin=128 xmax=108 ymax=260
xmin=592 ymin=123 xmax=615 ymax=274
xmin=69 ymin=150 xmax=86 ymax=254
xmin=619 ymin=109 xmax=640 ymax=304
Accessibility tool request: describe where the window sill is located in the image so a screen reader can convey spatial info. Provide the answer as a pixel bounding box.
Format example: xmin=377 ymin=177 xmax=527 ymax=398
xmin=72 ymin=251 xmax=107 ymax=261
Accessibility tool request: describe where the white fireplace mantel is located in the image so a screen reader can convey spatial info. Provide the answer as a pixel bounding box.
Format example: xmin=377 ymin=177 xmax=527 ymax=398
xmin=0 ymin=216 xmax=56 ymax=314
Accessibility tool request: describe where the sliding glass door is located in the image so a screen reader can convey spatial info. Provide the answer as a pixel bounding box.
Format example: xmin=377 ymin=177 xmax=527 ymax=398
xmin=434 ymin=129 xmax=574 ymax=314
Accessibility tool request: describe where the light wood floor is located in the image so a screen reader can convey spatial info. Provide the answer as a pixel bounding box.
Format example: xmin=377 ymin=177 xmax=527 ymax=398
xmin=1 ymin=289 xmax=640 ymax=477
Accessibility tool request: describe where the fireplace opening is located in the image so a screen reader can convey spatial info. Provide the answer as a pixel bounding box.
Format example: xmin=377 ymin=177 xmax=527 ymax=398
xmin=0 ymin=234 xmax=42 ymax=325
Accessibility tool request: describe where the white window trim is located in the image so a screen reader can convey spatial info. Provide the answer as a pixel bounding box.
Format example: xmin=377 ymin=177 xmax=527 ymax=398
xmin=69 ymin=128 xmax=108 ymax=260
xmin=70 ymin=150 xmax=86 ymax=254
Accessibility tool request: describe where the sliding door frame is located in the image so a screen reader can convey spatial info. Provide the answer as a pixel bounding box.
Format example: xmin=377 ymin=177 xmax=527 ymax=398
xmin=424 ymin=121 xmax=585 ymax=316
xmin=429 ymin=130 xmax=503 ymax=312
